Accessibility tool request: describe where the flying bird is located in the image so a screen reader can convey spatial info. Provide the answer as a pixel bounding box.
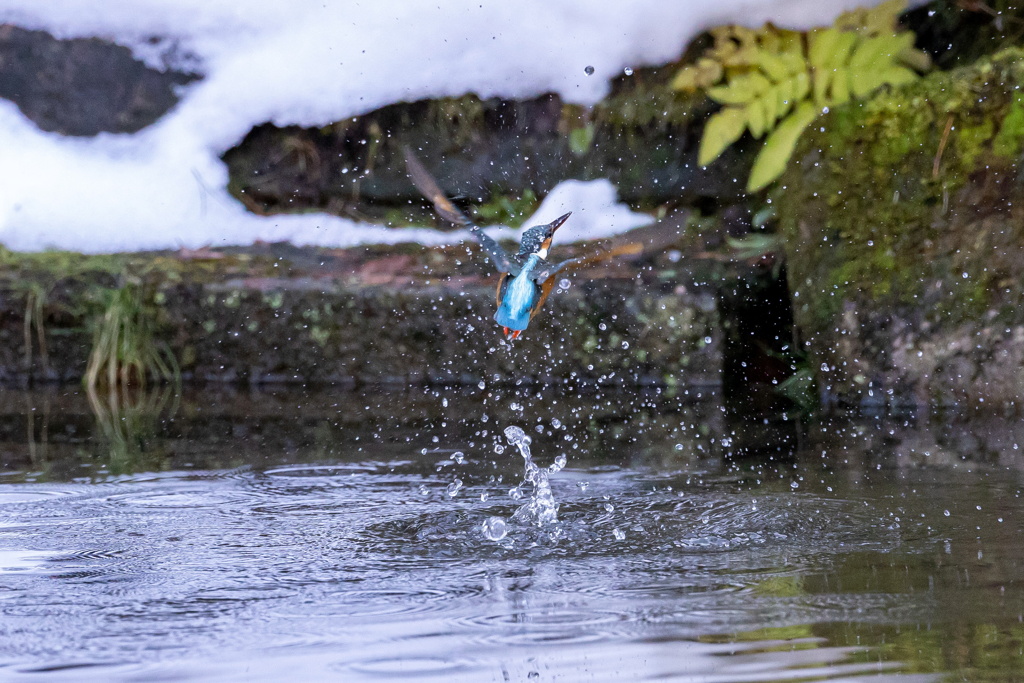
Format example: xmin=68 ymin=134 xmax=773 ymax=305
xmin=405 ymin=149 xmax=640 ymax=340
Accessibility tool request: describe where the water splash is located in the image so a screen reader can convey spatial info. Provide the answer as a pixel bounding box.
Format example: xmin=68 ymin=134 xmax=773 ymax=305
xmin=481 ymin=516 xmax=507 ymax=541
xmin=504 ymin=426 xmax=560 ymax=526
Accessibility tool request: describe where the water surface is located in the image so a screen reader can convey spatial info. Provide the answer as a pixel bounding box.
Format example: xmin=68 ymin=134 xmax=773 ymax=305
xmin=0 ymin=387 xmax=1021 ymax=681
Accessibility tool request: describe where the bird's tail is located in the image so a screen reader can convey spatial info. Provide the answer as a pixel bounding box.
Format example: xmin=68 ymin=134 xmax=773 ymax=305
xmin=403 ymin=147 xmax=473 ymax=228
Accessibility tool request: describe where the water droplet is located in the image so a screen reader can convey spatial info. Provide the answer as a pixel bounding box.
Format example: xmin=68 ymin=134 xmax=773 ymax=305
xmin=493 ymin=444 xmax=505 ymax=455
xmin=559 ymin=278 xmax=571 ymax=289
xmin=509 ymin=486 xmax=524 ymax=501
xmin=482 ymin=516 xmax=507 ymax=541
xmin=820 ymin=363 xmax=829 ymax=372
xmin=621 ymin=341 xmax=629 ymax=349
xmin=450 ymin=451 xmax=465 ymax=464
xmin=549 ymin=454 xmax=567 ymax=473
xmin=612 ymin=528 xmax=625 ymax=540
xmin=576 ymin=481 xmax=589 ymax=492
xmin=623 ymin=66 xmax=634 ymax=76
xmin=790 ymin=481 xmax=799 ymax=489
xmin=442 ymin=397 xmax=448 ymax=407
xmin=480 ymin=492 xmax=489 ymax=502
xmin=447 ymin=479 xmax=463 ymax=497
xmin=599 ymin=323 xmax=607 ymax=331
xmin=584 ymin=65 xmax=595 ymax=75
xmin=478 ymin=381 xmax=486 ymax=390
xmin=504 ymin=425 xmax=529 ymax=445
xmin=551 ymin=418 xmax=562 ymax=429
xmin=604 ymin=502 xmax=614 ymax=512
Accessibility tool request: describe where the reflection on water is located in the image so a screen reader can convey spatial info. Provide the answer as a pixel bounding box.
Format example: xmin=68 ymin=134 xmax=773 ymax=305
xmin=0 ymin=387 xmax=1021 ymax=680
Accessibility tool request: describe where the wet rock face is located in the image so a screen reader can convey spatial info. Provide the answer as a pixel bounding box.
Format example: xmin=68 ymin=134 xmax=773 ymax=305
xmin=776 ymin=49 xmax=1024 ymax=408
xmin=221 ymin=69 xmax=754 ymax=219
xmin=0 ymin=25 xmax=197 ymax=136
xmin=0 ymin=270 xmax=719 ymax=389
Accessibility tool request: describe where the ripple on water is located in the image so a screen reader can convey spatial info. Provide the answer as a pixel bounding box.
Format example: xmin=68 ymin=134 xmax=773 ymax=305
xmin=263 ymin=463 xmax=404 ymax=479
xmin=274 ymin=584 xmax=482 ymax=619
xmin=352 ymin=488 xmax=902 ymax=571
xmin=345 ymin=656 xmax=478 ymax=677
xmin=459 ymin=609 xmax=632 ymax=646
xmin=0 ymin=550 xmax=62 ymax=574
xmin=0 ymin=489 xmax=77 ymax=505
xmin=101 ymin=490 xmax=253 ymax=510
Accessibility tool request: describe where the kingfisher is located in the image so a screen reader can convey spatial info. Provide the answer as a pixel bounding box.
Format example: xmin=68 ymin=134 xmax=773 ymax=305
xmin=405 ymin=149 xmax=640 ymax=340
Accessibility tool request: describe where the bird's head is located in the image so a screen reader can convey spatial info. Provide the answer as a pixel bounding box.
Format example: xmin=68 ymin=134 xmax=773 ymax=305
xmin=517 ymin=212 xmax=571 ymax=259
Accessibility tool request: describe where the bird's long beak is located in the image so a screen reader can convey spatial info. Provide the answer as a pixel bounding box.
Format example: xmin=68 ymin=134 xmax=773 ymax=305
xmin=539 ymin=212 xmax=571 ymax=252
xmin=543 ymin=212 xmax=572 ymax=238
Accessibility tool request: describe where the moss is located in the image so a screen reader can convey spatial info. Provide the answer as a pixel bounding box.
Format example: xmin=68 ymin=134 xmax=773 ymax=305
xmin=776 ymin=47 xmax=1024 ymax=404
xmin=992 ymin=92 xmax=1024 ymax=158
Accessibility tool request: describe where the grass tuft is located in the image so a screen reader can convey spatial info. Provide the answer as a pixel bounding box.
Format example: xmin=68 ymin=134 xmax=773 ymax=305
xmin=83 ymin=282 xmax=179 ymax=391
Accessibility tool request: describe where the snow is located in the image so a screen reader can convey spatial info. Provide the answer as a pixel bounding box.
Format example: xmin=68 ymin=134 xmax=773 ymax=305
xmin=0 ymin=0 xmax=883 ymax=253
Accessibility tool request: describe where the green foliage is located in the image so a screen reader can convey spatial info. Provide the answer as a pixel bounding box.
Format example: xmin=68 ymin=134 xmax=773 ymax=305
xmin=776 ymin=367 xmax=818 ymax=412
xmin=22 ymin=283 xmax=50 ymax=376
xmin=84 ymin=282 xmax=179 ymax=391
xmin=675 ymin=0 xmax=929 ymax=191
xmin=568 ymin=123 xmax=596 ymax=156
xmin=472 ymin=188 xmax=539 ymax=228
xmin=992 ymin=91 xmax=1024 ymax=158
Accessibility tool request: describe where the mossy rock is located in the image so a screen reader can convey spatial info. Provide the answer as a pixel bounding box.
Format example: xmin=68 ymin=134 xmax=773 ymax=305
xmin=776 ymin=47 xmax=1024 ymax=407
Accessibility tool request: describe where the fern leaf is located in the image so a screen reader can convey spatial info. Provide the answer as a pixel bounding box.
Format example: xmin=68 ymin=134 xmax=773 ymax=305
xmin=772 ymin=72 xmax=809 ymax=123
xmin=747 ymin=97 xmax=768 ymax=138
xmin=807 ymin=28 xmax=840 ymax=70
xmin=673 ymin=59 xmax=723 ymax=91
xmin=747 ymin=101 xmax=818 ymax=192
xmin=811 ymin=30 xmax=856 ymax=105
xmin=849 ymin=33 xmax=910 ymax=71
xmin=899 ymin=47 xmax=932 ymax=72
xmin=708 ymin=71 xmax=771 ymax=105
xmin=812 ymin=68 xmax=832 ymax=106
xmin=762 ymin=85 xmax=779 ymax=129
xmin=757 ymin=49 xmax=791 ymax=82
xmin=850 ymin=63 xmax=916 ymax=98
xmin=831 ymin=67 xmax=851 ymax=104
xmin=776 ymin=78 xmax=796 ymax=120
xmin=699 ymin=107 xmax=747 ymax=166
xmin=792 ymin=71 xmax=810 ymax=102
xmin=779 ymin=49 xmax=806 ymax=76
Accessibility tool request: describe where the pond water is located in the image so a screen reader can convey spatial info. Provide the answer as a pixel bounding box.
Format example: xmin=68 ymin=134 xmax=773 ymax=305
xmin=0 ymin=387 xmax=1022 ymax=681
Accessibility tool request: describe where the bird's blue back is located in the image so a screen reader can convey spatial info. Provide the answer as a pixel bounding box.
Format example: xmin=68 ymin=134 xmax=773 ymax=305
xmin=494 ymin=254 xmax=542 ymax=331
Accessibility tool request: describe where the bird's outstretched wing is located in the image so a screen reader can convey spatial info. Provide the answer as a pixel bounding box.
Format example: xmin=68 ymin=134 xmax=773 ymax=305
xmin=404 ymin=148 xmax=516 ymax=274
xmin=530 ymin=243 xmax=643 ymax=283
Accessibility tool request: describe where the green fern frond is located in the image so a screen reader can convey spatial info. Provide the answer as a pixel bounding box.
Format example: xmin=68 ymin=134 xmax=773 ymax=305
xmin=675 ymin=0 xmax=929 ymax=192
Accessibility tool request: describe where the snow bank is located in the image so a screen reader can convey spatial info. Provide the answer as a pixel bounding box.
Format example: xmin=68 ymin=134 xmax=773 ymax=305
xmin=0 ymin=0 xmax=882 ymax=253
